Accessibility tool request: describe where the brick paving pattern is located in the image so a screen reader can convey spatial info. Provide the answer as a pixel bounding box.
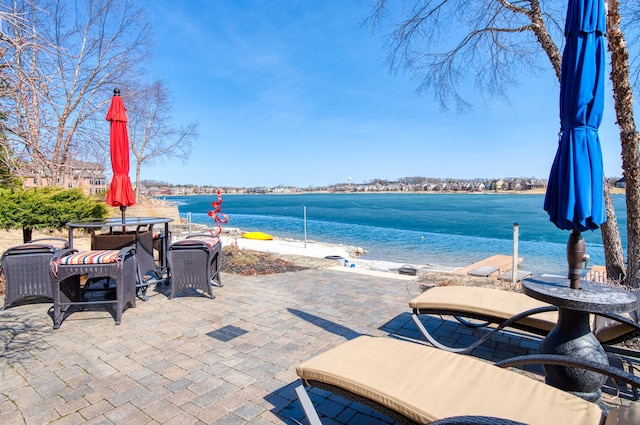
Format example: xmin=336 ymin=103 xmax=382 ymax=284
xmin=1 ymin=268 xmax=637 ymax=424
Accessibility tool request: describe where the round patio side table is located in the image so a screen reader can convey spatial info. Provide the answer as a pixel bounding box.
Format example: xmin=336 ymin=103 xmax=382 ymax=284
xmin=522 ymin=276 xmax=636 ymax=402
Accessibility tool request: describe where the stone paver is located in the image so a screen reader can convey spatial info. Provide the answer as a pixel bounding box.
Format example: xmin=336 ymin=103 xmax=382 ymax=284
xmin=1 ymin=268 xmax=637 ymax=424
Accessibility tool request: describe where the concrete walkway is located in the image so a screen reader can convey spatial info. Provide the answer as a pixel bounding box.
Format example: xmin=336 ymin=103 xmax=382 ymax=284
xmin=0 ymin=269 xmax=636 ymax=424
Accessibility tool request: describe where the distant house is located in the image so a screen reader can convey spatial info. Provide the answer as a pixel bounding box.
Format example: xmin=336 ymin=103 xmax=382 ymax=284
xmin=22 ymin=160 xmax=108 ymax=195
xmin=508 ymin=179 xmax=524 ymax=191
xmin=272 ymin=186 xmax=296 ymax=194
xmin=433 ymin=182 xmax=447 ymax=191
xmin=528 ymin=179 xmax=546 ymax=190
xmin=489 ymin=179 xmax=506 ymax=191
xmin=615 ymin=177 xmax=626 ymax=189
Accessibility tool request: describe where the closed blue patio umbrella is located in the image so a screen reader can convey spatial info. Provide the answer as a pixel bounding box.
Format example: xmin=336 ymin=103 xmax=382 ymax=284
xmin=543 ymin=0 xmax=606 ymax=289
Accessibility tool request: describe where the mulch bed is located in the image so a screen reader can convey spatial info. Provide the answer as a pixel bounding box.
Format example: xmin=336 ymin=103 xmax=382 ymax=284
xmin=220 ymin=249 xmax=309 ymax=276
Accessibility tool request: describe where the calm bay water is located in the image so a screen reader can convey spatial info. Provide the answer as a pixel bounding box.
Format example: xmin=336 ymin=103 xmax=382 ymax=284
xmin=167 ymin=193 xmax=628 ymax=276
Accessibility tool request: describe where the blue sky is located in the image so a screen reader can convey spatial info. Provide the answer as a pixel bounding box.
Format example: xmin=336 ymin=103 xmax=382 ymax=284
xmin=140 ymin=0 xmax=625 ymax=188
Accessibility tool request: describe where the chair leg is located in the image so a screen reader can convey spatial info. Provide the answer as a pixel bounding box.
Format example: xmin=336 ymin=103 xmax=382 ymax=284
xmin=294 ymin=385 xmax=323 ymax=425
xmin=115 ymin=272 xmax=124 ymax=325
xmin=52 ymin=278 xmax=62 ymax=330
xmin=216 ymin=258 xmax=222 ymax=286
xmin=212 ymin=250 xmax=222 ymax=287
xmin=52 ymin=275 xmax=81 ymax=330
xmin=412 ymin=314 xmax=477 ymax=354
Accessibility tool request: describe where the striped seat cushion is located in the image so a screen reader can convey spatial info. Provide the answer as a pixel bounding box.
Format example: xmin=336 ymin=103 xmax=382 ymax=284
xmin=58 ymin=250 xmax=120 ymax=265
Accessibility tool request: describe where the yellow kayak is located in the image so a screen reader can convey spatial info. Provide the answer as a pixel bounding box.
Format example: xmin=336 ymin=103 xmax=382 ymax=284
xmin=242 ymin=231 xmax=274 ymax=240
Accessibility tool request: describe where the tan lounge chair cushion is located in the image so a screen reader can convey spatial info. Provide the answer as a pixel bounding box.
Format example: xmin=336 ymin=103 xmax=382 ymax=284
xmin=409 ymin=286 xmax=558 ymax=333
xmin=592 ymin=288 xmax=640 ymax=343
xmin=297 ymin=336 xmax=603 ymax=425
xmin=605 ymin=401 xmax=640 ymax=425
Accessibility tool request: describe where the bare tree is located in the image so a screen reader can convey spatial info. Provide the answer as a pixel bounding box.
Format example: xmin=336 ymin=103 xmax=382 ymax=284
xmin=622 ymin=0 xmax=640 ymax=88
xmin=0 ymin=6 xmax=48 ymax=184
xmin=607 ymin=0 xmax=640 ymax=286
xmin=368 ymin=0 xmax=638 ymax=286
xmin=125 ymin=79 xmax=196 ymax=199
xmin=367 ymin=0 xmax=566 ymax=112
xmin=0 ymin=0 xmax=151 ymax=186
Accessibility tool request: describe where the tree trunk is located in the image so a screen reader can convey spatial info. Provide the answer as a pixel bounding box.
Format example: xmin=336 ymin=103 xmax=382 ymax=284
xmin=607 ymin=0 xmax=640 ymax=288
xmin=135 ymin=161 xmax=141 ymax=200
xmin=22 ymin=227 xmax=32 ymax=243
xmin=601 ymin=184 xmax=625 ymax=282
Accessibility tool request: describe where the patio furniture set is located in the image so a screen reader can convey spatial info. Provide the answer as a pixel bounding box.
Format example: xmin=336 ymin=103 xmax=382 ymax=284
xmin=1 ymin=217 xmax=222 ymax=329
xmin=4 ymin=234 xmax=640 ymax=424
xmin=295 ymin=279 xmax=640 ymax=424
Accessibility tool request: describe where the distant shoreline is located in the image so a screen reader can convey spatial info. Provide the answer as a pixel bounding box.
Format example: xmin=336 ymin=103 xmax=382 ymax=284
xmin=167 ymin=187 xmax=626 ymax=197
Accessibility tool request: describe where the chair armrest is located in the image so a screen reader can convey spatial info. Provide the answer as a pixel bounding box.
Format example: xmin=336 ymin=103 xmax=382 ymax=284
xmin=186 ymin=234 xmax=215 ymax=239
xmin=593 ymin=311 xmax=640 ymax=348
xmin=596 ymin=311 xmax=640 ymax=331
xmin=51 ymin=248 xmax=79 ymax=262
xmin=495 ymin=354 xmax=640 ymax=389
xmin=28 ymin=237 xmax=68 ymax=244
xmin=116 ymin=245 xmax=136 ymax=260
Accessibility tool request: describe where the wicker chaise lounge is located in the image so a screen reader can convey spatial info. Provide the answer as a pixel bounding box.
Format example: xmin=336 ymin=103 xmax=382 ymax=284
xmin=49 ymin=246 xmax=137 ymax=329
xmin=167 ymin=234 xmax=222 ymax=299
xmin=409 ymin=286 xmax=640 ymax=355
xmin=1 ymin=237 xmax=69 ymax=309
xmin=295 ymin=336 xmax=640 ymax=425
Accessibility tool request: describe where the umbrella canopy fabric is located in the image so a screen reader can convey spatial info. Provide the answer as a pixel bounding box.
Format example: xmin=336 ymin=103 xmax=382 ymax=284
xmin=543 ymin=0 xmax=606 ymax=232
xmin=105 ymin=90 xmax=136 ymax=209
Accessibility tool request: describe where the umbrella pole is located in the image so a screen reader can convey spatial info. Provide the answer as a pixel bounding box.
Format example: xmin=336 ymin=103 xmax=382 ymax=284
xmin=120 ymin=205 xmax=127 ymax=233
xmin=567 ymin=229 xmax=585 ymax=289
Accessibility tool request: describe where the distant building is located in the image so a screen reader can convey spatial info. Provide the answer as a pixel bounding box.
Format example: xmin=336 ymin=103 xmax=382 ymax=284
xmin=272 ymin=186 xmax=296 ymax=194
xmin=508 ymin=178 xmax=524 ymax=191
xmin=22 ymin=160 xmax=108 ymax=195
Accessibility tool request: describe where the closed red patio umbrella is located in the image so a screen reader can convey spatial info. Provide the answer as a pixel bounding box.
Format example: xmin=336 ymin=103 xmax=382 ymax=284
xmin=105 ymin=88 xmax=136 ymax=223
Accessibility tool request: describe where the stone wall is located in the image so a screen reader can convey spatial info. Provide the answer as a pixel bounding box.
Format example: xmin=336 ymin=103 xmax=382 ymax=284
xmin=107 ymin=204 xmax=182 ymax=223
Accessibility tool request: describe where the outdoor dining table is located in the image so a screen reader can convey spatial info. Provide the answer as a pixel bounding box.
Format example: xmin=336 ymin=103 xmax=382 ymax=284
xmin=66 ymin=216 xmax=173 ymax=278
xmin=522 ymin=276 xmax=637 ymax=402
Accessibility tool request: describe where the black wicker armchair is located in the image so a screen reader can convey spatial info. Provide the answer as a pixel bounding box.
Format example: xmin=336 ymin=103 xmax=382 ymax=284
xmin=167 ymin=234 xmax=221 ymax=299
xmin=2 ymin=238 xmax=69 ymax=309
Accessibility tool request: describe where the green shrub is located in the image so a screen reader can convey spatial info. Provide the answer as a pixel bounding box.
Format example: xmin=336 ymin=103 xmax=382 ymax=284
xmin=0 ymin=187 xmax=108 ymax=242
